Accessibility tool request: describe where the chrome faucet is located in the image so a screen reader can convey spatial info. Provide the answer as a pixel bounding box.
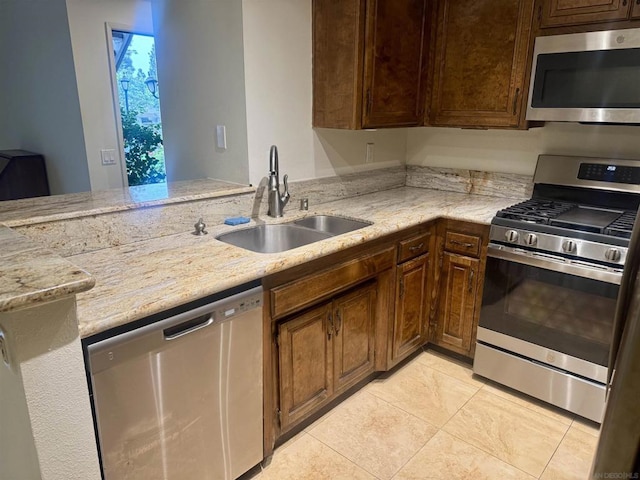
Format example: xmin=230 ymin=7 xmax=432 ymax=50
xmin=267 ymin=145 xmax=290 ymax=217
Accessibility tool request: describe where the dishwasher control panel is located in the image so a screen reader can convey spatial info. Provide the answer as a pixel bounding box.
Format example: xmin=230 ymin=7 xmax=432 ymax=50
xmin=215 ymin=294 xmax=262 ymax=321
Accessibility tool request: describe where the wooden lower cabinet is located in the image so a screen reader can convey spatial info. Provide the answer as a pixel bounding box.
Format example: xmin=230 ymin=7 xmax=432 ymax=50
xmin=433 ymin=252 xmax=480 ymax=356
xmin=390 ymin=253 xmax=430 ymax=364
xmin=333 ymin=282 xmax=377 ymax=393
xmin=277 ymin=282 xmax=377 ymax=433
xmin=277 ymin=303 xmax=334 ymax=433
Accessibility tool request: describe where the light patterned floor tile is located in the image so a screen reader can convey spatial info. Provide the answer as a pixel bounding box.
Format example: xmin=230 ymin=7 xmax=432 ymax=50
xmin=308 ymin=391 xmax=438 ymax=480
xmin=393 ymin=430 xmax=535 ymax=480
xmin=571 ymin=416 xmax=601 ymax=438
xmin=443 ymin=389 xmax=569 ymax=477
xmin=481 ymin=382 xmax=575 ymax=426
xmin=366 ymin=357 xmax=481 ymax=427
xmin=540 ymin=426 xmax=599 ymax=480
xmin=416 ymin=350 xmax=485 ymax=387
xmin=260 ymin=433 xmax=375 ymax=480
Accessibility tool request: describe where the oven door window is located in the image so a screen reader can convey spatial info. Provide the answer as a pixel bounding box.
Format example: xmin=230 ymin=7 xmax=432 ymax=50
xmin=480 ymin=256 xmax=617 ymax=367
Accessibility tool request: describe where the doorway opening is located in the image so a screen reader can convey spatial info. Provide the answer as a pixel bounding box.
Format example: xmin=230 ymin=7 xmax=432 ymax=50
xmin=111 ymin=30 xmax=166 ymax=186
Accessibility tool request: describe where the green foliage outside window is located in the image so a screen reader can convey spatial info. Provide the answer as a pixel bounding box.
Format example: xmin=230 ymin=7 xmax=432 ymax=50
xmin=120 ymin=108 xmax=166 ymax=186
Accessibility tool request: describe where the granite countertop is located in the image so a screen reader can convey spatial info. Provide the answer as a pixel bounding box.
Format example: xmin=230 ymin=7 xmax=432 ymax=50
xmin=0 ymin=178 xmax=254 ymax=227
xmin=68 ymin=187 xmax=524 ymax=338
xmin=0 ymin=225 xmax=94 ymax=312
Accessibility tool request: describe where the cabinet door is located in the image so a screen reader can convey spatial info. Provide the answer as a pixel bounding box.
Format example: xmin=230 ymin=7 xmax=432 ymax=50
xmin=539 ymin=0 xmax=631 ymax=27
xmin=391 ymin=254 xmax=430 ymax=363
xmin=632 ymin=0 xmax=640 ymax=19
xmin=362 ymin=0 xmax=429 ymax=128
xmin=429 ymin=0 xmax=535 ymax=128
xmin=332 ymin=283 xmax=377 ymax=393
xmin=278 ymin=303 xmax=334 ymax=432
xmin=313 ymin=0 xmax=365 ymax=129
xmin=434 ymin=253 xmax=479 ymax=356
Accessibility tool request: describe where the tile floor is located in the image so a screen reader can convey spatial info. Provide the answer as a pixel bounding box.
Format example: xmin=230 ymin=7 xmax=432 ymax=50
xmin=251 ymin=349 xmax=601 ymax=480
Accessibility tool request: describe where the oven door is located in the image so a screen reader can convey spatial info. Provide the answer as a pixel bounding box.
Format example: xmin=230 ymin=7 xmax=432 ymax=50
xmin=478 ymin=244 xmax=622 ymax=384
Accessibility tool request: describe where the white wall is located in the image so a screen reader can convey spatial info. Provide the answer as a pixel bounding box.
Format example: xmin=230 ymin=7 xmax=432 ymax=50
xmin=0 ymin=298 xmax=101 ymax=480
xmin=152 ymin=0 xmax=251 ymax=185
xmin=66 ymin=0 xmax=154 ymax=192
xmin=0 ymin=0 xmax=91 ymax=195
xmin=407 ymin=123 xmax=640 ymax=175
xmin=242 ymin=0 xmax=407 ymax=186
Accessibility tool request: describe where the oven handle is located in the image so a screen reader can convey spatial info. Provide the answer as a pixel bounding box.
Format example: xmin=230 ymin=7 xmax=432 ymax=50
xmin=488 ymin=245 xmax=622 ymax=285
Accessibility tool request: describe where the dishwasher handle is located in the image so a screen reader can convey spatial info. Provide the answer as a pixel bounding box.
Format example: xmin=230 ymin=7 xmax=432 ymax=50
xmin=164 ymin=314 xmax=214 ymax=340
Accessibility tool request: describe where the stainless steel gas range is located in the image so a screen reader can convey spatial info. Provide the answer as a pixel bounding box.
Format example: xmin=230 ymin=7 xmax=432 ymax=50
xmin=473 ymin=154 xmax=640 ymax=423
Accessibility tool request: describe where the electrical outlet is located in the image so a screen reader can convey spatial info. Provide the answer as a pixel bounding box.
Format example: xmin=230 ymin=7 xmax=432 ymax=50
xmin=365 ymin=143 xmax=375 ymax=164
xmin=101 ymin=149 xmax=117 ymax=166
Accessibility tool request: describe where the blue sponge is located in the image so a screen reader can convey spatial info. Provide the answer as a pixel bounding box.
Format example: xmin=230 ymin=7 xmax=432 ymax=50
xmin=224 ymin=216 xmax=251 ymax=226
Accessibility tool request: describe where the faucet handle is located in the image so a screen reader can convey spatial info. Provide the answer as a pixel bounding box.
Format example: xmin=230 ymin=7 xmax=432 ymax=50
xmin=282 ymin=174 xmax=290 ymax=206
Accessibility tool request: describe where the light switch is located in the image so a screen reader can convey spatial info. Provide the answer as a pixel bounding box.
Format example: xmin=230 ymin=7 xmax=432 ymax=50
xmin=101 ymin=149 xmax=117 ymax=166
xmin=216 ymin=125 xmax=227 ymax=150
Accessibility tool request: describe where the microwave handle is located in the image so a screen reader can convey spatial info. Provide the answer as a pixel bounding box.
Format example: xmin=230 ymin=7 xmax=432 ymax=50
xmin=488 ymin=245 xmax=622 ymax=285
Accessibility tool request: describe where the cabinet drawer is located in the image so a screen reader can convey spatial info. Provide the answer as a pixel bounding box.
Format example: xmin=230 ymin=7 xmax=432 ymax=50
xmin=271 ymin=247 xmax=394 ymax=319
xmin=444 ymin=231 xmax=481 ymax=257
xmin=398 ymin=232 xmax=431 ymax=263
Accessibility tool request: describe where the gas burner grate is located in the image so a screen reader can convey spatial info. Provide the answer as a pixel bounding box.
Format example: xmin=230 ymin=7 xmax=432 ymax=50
xmin=496 ymin=199 xmax=575 ymax=224
xmin=605 ymin=211 xmax=637 ymax=239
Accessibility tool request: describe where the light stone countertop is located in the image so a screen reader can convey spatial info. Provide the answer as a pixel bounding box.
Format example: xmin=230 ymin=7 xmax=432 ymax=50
xmin=0 ymin=225 xmax=94 ymax=312
xmin=0 ymin=178 xmax=254 ymax=227
xmin=70 ymin=187 xmax=524 ymax=338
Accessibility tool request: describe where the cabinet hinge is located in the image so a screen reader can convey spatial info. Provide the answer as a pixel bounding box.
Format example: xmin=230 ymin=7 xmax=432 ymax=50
xmin=274 ymin=332 xmax=279 ymax=347
xmin=276 ymin=408 xmax=282 ymax=428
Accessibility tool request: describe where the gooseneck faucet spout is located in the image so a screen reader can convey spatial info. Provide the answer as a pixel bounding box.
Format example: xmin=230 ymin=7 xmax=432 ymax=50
xmin=267 ymin=145 xmax=290 ymax=217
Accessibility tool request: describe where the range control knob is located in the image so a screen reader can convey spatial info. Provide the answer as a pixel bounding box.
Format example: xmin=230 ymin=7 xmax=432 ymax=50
xmin=605 ymin=248 xmax=622 ymax=263
xmin=524 ymin=233 xmax=538 ymax=246
xmin=505 ymin=230 xmax=519 ymax=243
xmin=562 ymin=240 xmax=577 ymax=253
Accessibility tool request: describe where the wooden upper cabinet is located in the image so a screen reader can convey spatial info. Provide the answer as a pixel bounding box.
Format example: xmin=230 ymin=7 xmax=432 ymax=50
xmin=313 ymin=0 xmax=429 ymax=129
xmin=539 ymin=0 xmax=632 ymax=28
xmin=428 ymin=0 xmax=536 ymax=128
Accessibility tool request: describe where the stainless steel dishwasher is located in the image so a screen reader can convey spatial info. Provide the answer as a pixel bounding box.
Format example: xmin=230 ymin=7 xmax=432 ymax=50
xmin=86 ymin=284 xmax=263 ymax=480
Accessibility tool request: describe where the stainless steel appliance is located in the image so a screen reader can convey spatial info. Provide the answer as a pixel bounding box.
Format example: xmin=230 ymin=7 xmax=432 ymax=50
xmin=591 ymin=208 xmax=640 ymax=477
xmin=473 ymin=155 xmax=640 ymax=423
xmin=86 ymin=283 xmax=263 ymax=480
xmin=526 ymin=28 xmax=640 ymax=124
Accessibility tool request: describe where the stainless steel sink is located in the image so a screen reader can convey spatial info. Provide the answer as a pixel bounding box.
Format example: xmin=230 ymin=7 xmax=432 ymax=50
xmin=216 ymin=224 xmax=332 ymax=254
xmin=293 ymin=215 xmax=372 ymax=235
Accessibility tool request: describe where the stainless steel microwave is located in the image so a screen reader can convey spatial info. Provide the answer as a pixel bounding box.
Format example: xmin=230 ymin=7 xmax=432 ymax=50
xmin=526 ymin=28 xmax=640 ymax=124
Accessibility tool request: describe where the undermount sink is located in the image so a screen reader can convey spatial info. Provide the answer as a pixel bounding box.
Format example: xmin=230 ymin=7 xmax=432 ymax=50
xmin=216 ymin=215 xmax=372 ymax=253
xmin=216 ymin=224 xmax=333 ymax=254
xmin=293 ymin=215 xmax=372 ymax=235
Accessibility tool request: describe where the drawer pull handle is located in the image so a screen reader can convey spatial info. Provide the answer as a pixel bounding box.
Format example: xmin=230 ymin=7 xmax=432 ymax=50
xmin=451 ymin=240 xmax=474 ymax=248
xmin=327 ymin=313 xmax=333 ymax=340
xmin=409 ymin=242 xmax=425 ymax=252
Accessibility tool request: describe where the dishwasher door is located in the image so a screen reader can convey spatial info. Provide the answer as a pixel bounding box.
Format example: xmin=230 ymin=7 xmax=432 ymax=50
xmin=87 ymin=286 xmax=263 ymax=480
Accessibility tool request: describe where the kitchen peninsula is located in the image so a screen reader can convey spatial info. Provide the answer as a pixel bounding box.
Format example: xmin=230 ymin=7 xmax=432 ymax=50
xmin=0 ymin=167 xmax=531 ymax=479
